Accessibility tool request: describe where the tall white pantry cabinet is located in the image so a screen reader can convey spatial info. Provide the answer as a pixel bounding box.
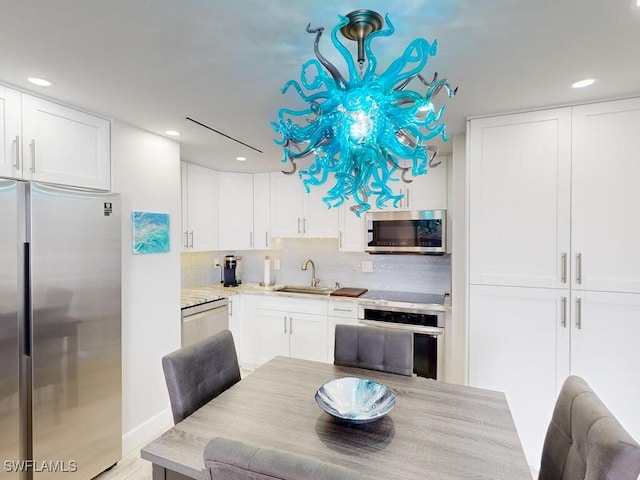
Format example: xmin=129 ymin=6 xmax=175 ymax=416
xmin=467 ymin=97 xmax=640 ymax=467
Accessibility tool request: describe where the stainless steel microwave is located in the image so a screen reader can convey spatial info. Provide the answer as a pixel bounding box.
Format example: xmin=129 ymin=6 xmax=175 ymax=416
xmin=365 ymin=210 xmax=446 ymax=254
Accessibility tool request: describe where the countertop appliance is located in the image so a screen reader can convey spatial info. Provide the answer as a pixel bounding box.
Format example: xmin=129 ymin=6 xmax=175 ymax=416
xmin=181 ymin=297 xmax=229 ymax=348
xmin=357 ymin=290 xmax=445 ymax=379
xmin=365 ymin=210 xmax=446 ymax=254
xmin=223 ymin=254 xmax=242 ymax=287
xmin=0 ymin=180 xmax=121 ymax=479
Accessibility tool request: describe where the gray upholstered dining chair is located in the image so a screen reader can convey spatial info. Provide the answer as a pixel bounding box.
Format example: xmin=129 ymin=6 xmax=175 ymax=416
xmin=162 ymin=329 xmax=241 ymax=424
xmin=333 ymin=324 xmax=413 ymax=376
xmin=203 ymin=437 xmax=369 ymax=480
xmin=538 ymin=375 xmax=640 ymax=480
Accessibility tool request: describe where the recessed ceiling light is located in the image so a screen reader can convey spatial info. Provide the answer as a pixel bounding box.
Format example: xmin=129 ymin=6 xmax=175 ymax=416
xmin=27 ymin=77 xmax=52 ymax=87
xmin=236 ymin=156 xmax=247 ymax=162
xmin=165 ymin=130 xmax=181 ymax=136
xmin=572 ymin=78 xmax=596 ymax=89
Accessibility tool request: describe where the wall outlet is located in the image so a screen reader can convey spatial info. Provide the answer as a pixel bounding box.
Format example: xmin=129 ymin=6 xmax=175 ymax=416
xmin=273 ymin=259 xmax=281 ymax=271
xmin=361 ymin=260 xmax=374 ymax=273
xmin=214 ymin=257 xmax=220 ymax=266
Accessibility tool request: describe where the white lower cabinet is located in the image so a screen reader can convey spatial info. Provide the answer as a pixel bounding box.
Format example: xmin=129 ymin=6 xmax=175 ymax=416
xmin=469 ymin=285 xmax=640 ymax=468
xmin=247 ymin=296 xmax=328 ymax=367
xmin=327 ymin=300 xmax=359 ymax=362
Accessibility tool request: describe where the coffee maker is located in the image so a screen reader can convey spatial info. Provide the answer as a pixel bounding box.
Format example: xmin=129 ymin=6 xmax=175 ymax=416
xmin=223 ymin=255 xmax=242 ymax=287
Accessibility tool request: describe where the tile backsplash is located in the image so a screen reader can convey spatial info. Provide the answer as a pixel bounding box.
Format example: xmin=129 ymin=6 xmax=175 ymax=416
xmin=182 ymin=238 xmax=450 ymax=295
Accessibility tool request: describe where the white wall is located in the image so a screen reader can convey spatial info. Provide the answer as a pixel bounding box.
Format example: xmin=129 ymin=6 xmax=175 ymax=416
xmin=111 ymin=121 xmax=181 ymax=454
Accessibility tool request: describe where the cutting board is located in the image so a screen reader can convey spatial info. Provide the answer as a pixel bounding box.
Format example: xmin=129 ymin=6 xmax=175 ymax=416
xmin=330 ymin=287 xmax=368 ymax=298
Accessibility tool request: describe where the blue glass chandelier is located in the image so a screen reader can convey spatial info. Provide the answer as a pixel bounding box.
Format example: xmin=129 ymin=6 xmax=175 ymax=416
xmin=272 ymin=10 xmax=457 ymax=216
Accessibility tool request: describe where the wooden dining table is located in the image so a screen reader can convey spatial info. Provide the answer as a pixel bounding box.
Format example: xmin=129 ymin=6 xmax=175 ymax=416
xmin=141 ymin=356 xmax=531 ymax=480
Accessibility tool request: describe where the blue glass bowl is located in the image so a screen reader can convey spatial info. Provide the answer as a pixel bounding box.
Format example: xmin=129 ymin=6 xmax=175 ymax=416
xmin=315 ymin=377 xmax=396 ymax=424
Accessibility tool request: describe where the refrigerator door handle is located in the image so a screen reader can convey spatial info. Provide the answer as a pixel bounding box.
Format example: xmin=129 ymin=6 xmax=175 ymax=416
xmin=23 ymin=242 xmax=31 ymax=357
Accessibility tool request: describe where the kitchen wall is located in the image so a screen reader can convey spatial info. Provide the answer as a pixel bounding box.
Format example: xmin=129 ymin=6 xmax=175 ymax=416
xmin=182 ymin=238 xmax=451 ymax=294
xmin=111 ymin=121 xmax=181 ymax=455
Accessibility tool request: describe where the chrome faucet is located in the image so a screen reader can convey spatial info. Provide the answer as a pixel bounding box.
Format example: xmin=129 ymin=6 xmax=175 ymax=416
xmin=301 ymin=259 xmax=319 ymax=287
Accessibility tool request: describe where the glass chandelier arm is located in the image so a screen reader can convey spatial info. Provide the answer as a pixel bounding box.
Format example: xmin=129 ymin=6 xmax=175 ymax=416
xmin=362 ymin=14 xmax=395 ymax=81
xmin=306 ymin=24 xmax=348 ymax=90
xmin=330 ymin=16 xmax=360 ymax=86
xmin=380 ymin=38 xmax=437 ymax=91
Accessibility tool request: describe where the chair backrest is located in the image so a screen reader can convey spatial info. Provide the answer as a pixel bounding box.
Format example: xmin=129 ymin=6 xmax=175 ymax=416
xmin=203 ymin=437 xmax=369 ymax=480
xmin=162 ymin=329 xmax=241 ymax=424
xmin=538 ymin=375 xmax=640 ymax=480
xmin=333 ymin=324 xmax=413 ymax=376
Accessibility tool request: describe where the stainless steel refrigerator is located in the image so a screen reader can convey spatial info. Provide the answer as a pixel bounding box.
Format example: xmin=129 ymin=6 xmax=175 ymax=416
xmin=0 ymin=180 xmax=121 ymax=479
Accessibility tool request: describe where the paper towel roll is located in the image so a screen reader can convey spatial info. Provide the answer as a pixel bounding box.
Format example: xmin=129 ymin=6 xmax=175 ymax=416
xmin=263 ymin=256 xmax=271 ymax=286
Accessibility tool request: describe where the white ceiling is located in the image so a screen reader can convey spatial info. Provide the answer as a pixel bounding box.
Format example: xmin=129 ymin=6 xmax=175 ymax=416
xmin=2 ymin=0 xmax=639 ymax=173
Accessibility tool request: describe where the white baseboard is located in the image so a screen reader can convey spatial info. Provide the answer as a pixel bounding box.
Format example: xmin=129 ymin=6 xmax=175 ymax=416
xmin=122 ymin=407 xmax=173 ymax=456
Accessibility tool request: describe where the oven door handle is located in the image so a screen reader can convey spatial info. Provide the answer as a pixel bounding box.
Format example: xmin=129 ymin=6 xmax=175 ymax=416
xmin=358 ymin=319 xmax=444 ymax=336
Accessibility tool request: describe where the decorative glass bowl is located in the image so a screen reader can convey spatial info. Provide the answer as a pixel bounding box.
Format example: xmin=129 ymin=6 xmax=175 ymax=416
xmin=315 ymin=377 xmax=396 ymax=424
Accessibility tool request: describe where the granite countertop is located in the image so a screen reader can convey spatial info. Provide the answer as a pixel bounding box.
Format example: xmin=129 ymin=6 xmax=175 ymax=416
xmin=181 ymin=282 xmax=451 ymax=312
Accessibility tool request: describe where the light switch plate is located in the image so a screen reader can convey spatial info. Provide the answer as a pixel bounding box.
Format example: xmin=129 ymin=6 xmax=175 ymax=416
xmin=361 ymin=260 xmax=374 ymax=273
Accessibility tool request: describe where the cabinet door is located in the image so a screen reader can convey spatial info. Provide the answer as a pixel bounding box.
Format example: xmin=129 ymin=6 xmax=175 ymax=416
xmin=572 ymin=98 xmax=640 ymax=293
xmin=0 ymin=86 xmax=21 ymax=179
xmin=218 ymin=172 xmax=254 ymax=250
xmin=570 ymin=290 xmax=640 ymax=445
xmin=302 ymin=182 xmax=339 ymax=237
xmin=403 ymin=156 xmax=447 ymax=211
xmin=253 ymin=173 xmax=271 ymax=249
xmin=288 ymin=313 xmax=328 ymax=363
xmin=185 ymin=164 xmax=218 ymax=251
xmin=338 ymin=205 xmax=365 ymax=252
xmin=468 ymin=109 xmax=571 ymax=288
xmin=270 ymin=173 xmax=303 ymax=237
xmin=21 ymin=94 xmax=111 ymax=190
xmin=468 ymin=284 xmax=570 ymax=466
xmin=253 ymin=308 xmax=290 ymax=365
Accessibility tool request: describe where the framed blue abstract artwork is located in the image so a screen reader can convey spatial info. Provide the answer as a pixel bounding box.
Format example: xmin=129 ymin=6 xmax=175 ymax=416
xmin=132 ymin=211 xmax=170 ymax=254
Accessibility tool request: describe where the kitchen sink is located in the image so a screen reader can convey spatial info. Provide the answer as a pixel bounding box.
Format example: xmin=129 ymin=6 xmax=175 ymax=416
xmin=275 ymin=285 xmax=337 ymax=296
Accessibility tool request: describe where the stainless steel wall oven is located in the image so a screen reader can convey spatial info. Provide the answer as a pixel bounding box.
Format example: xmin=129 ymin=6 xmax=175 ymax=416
xmin=357 ymin=295 xmax=445 ymax=379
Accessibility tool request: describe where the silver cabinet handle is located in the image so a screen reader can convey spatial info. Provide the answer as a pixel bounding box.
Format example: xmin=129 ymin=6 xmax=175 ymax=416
xmin=29 ymin=139 xmax=36 ymax=172
xmin=228 ymin=300 xmax=233 ymax=317
xmin=289 ymin=317 xmax=293 ymax=335
xmin=561 ymin=253 xmax=567 ymax=283
xmin=303 ymin=218 xmax=307 ymax=234
xmin=561 ymin=296 xmax=567 ymax=328
xmin=283 ymin=316 xmax=287 ymax=334
xmin=265 ymin=231 xmax=269 ymax=247
xmin=339 ymin=232 xmax=343 ymax=248
xmin=297 ymin=218 xmax=301 ymax=234
xmin=189 ymin=231 xmax=194 ymax=249
xmin=250 ymin=232 xmax=253 ymax=247
xmin=184 ymin=231 xmax=189 ymax=249
xmin=406 ymin=188 xmax=411 ymax=208
xmin=13 ymin=135 xmax=19 ymax=169
xmin=332 ymin=307 xmax=353 ymax=312
xmin=576 ymin=298 xmax=582 ymax=329
xmin=576 ymin=253 xmax=582 ymax=284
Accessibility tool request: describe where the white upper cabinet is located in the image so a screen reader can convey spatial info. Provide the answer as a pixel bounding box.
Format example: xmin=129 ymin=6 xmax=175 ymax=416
xmin=181 ymin=163 xmax=218 ymax=252
xmin=253 ymin=172 xmax=271 ymax=250
xmin=270 ymin=172 xmax=338 ymax=238
xmin=468 ymin=109 xmax=572 ymax=288
xmin=338 ymin=206 xmax=366 ymax=252
xmin=0 ymin=87 xmax=111 ymax=190
xmin=571 ymin=98 xmax=640 ymax=294
xmin=0 ymin=86 xmax=21 ymax=179
xmin=218 ymin=172 xmax=254 ymax=250
xmin=368 ymin=156 xmax=448 ymax=212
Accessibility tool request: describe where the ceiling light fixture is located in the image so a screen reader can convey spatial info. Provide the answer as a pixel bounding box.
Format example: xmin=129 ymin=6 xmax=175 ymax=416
xmin=272 ymin=10 xmax=456 ymax=216
xmin=572 ymin=78 xmax=595 ymax=89
xmin=236 ymin=156 xmax=247 ymax=162
xmin=27 ymin=77 xmax=52 ymax=87
xmin=165 ymin=130 xmax=181 ymax=136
